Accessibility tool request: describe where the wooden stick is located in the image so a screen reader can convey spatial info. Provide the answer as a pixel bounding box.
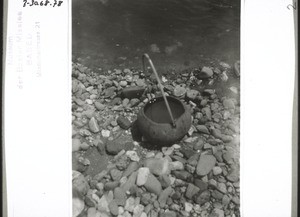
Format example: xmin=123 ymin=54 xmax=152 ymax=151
xmin=142 ymin=53 xmax=176 ymax=127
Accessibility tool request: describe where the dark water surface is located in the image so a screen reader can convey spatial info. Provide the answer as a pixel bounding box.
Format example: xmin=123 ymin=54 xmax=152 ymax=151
xmin=72 ymin=0 xmax=240 ymax=72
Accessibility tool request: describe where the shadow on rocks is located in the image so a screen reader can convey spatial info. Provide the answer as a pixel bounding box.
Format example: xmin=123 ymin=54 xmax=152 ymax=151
xmin=131 ymin=120 xmax=162 ymax=151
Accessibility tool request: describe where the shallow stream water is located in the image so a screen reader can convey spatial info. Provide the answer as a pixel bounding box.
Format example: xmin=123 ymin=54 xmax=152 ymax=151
xmin=72 ymin=0 xmax=240 ymax=73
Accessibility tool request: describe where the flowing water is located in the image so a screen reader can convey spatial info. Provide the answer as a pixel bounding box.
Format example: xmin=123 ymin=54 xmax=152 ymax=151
xmin=72 ymin=0 xmax=240 ymax=73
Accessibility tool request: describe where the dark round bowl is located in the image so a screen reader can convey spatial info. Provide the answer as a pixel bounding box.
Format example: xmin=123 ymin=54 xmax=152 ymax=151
xmin=136 ymin=96 xmax=192 ymax=146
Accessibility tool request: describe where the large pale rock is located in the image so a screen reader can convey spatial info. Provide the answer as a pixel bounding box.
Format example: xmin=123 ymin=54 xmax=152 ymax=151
xmin=197 ymin=66 xmax=213 ymax=78
xmin=158 ymin=186 xmax=173 ymax=208
xmin=97 ymin=195 xmax=110 ymax=213
xmin=72 ymin=171 xmax=89 ymax=197
xmin=136 ymin=167 xmax=151 ymax=186
xmin=144 ymin=173 xmax=162 ymax=195
xmin=89 ymin=117 xmax=100 ymax=133
xmin=125 ymin=197 xmax=136 ymax=212
xmin=121 ymin=171 xmax=138 ymax=192
xmin=144 ymin=158 xmax=170 ymax=176
xmin=196 ymin=155 xmax=216 ymax=176
xmin=72 ymin=197 xmax=84 ymax=217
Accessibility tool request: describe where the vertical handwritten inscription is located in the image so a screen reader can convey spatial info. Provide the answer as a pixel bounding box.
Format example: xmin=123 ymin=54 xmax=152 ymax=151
xmin=16 ymin=11 xmax=23 ymax=89
xmin=35 ymin=22 xmax=42 ymax=77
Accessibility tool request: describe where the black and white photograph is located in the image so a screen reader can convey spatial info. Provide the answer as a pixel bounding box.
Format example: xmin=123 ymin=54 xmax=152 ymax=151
xmin=71 ymin=1 xmax=241 ymax=217
xmin=3 ymin=0 xmax=297 ymax=217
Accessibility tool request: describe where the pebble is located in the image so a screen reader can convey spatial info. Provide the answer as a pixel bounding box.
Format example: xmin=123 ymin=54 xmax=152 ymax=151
xmin=73 ymin=197 xmax=85 ymax=217
xmin=162 ymin=147 xmax=175 ymax=156
xmin=231 ymin=196 xmax=240 ymax=205
xmin=119 ymin=206 xmax=125 ymax=215
xmin=121 ymin=171 xmax=138 ymax=192
xmin=144 ymin=158 xmax=170 ymax=176
xmin=72 ymin=139 xmax=81 ymax=152
xmin=126 ymin=150 xmax=140 ymax=162
xmin=159 ymin=174 xmax=171 ymax=188
xmin=198 ymin=66 xmax=213 ymax=78
xmin=159 ymin=211 xmax=177 ymax=217
xmin=117 ymin=116 xmax=132 ymax=130
xmin=104 ymin=181 xmax=119 ymax=191
xmin=186 ymin=89 xmax=199 ymax=100
xmin=184 ymin=202 xmax=193 ymax=212
xmin=110 ymin=168 xmax=123 ymax=181
xmin=172 ymin=144 xmax=181 ymax=149
xmin=194 ymin=190 xmax=211 ymax=205
xmin=109 ymin=200 xmax=119 ymax=216
xmin=202 ymin=108 xmax=212 ymax=121
xmin=220 ymin=71 xmax=229 ymax=82
xmin=158 ymin=186 xmax=173 ymax=208
xmin=144 ymin=204 xmax=153 ymax=214
xmin=172 ymin=170 xmax=192 ymax=181
xmin=101 ymin=129 xmax=110 ymax=138
xmin=89 ymin=117 xmax=100 ymax=133
xmin=210 ymin=208 xmax=225 ymax=217
xmin=173 ymin=85 xmax=186 ymax=97
xmin=87 ymin=207 xmax=97 ymax=217
xmin=123 ymin=98 xmax=130 ymax=107
xmin=222 ymin=195 xmax=231 ymax=206
xmin=207 ymin=178 xmax=217 ymax=188
xmin=114 ymin=187 xmax=127 ymax=206
xmin=120 ymin=80 xmax=128 ymax=87
xmin=212 ymin=190 xmax=224 ymax=200
xmin=196 ymin=154 xmax=216 ymax=176
xmin=72 ymin=171 xmax=90 ymax=196
xmin=196 ymin=125 xmax=210 ymax=134
xmin=194 ymin=179 xmax=208 ymax=192
xmin=106 ymin=139 xmax=134 ymax=155
xmin=97 ymin=195 xmax=110 ymax=213
xmin=169 ymin=161 xmax=184 ymax=170
xmin=133 ymin=204 xmax=144 ymax=217
xmin=136 ymin=167 xmax=150 ymax=186
xmin=130 ymin=98 xmax=140 ymax=107
xmin=125 ymin=197 xmax=136 ymax=212
xmin=223 ymin=150 xmax=235 ymax=164
xmin=185 ymin=164 xmax=196 ymax=174
xmin=217 ymin=182 xmax=227 ymax=194
xmin=185 ymin=183 xmax=200 ymax=199
xmin=223 ymin=99 xmax=235 ymax=110
xmin=122 ymin=162 xmax=139 ymax=178
xmin=213 ymin=166 xmax=223 ymax=176
xmin=144 ymin=173 xmax=162 ymax=195
xmin=96 ymin=182 xmax=104 ymax=191
xmin=145 ymin=152 xmax=155 ymax=158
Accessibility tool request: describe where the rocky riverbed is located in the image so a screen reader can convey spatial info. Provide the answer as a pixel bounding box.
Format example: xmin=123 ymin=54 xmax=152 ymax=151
xmin=72 ymin=58 xmax=240 ymax=217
